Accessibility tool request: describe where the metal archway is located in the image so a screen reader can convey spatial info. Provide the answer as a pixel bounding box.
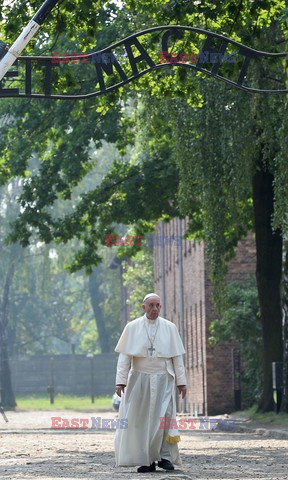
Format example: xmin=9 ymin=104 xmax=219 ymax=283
xmin=0 ymin=25 xmax=287 ymax=100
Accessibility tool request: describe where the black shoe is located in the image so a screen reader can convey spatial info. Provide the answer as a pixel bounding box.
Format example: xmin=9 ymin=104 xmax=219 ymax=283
xmin=158 ymin=458 xmax=174 ymax=470
xmin=137 ymin=462 xmax=156 ymax=473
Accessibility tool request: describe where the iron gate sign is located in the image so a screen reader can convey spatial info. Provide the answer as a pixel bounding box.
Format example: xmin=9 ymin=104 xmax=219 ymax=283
xmin=0 ymin=25 xmax=287 ymax=99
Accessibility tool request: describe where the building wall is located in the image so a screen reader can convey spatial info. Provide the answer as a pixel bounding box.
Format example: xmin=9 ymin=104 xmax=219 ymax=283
xmin=206 ymin=343 xmax=238 ymax=415
xmin=154 ymin=219 xmax=207 ymax=414
xmin=154 ymin=220 xmax=256 ymax=415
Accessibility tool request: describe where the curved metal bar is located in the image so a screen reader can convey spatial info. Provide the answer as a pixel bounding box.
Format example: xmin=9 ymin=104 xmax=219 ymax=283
xmin=0 ymin=25 xmax=287 ymax=99
xmin=19 ymin=25 xmax=288 ymax=60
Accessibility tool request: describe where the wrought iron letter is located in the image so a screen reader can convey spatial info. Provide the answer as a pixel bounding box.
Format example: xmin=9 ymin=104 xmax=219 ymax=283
xmin=94 ymin=51 xmax=127 ymax=91
xmin=124 ymin=37 xmax=155 ymax=76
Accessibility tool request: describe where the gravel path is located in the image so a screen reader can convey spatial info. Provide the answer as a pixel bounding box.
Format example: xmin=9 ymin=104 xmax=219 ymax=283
xmin=0 ymin=410 xmax=288 ymax=480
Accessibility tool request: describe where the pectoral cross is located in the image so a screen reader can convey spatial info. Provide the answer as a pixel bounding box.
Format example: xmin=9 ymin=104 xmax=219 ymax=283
xmin=148 ymin=345 xmax=155 ymax=356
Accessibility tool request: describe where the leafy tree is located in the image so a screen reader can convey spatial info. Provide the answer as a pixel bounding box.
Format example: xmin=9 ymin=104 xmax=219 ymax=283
xmin=0 ymin=141 xmax=124 ymax=405
xmin=122 ymin=246 xmax=154 ymax=319
xmin=171 ymin=81 xmax=285 ymax=411
xmin=0 ymin=246 xmax=17 ymax=408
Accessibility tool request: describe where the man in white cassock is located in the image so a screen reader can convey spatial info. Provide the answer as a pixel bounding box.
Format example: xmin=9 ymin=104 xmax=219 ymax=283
xmin=114 ymin=293 xmax=187 ymax=473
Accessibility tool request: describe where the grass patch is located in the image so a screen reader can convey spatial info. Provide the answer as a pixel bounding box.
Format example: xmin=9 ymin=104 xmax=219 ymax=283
xmin=15 ymin=394 xmax=112 ymax=411
xmin=235 ymin=405 xmax=288 ymax=425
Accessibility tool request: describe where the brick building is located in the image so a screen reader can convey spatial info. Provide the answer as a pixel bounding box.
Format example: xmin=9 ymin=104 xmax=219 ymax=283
xmin=153 ymin=219 xmax=256 ymax=415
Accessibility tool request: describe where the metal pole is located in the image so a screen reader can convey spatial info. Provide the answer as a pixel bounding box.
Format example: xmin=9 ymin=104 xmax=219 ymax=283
xmin=47 ymin=356 xmax=55 ymax=404
xmin=0 ymin=0 xmax=61 ymax=81
xmin=90 ymin=356 xmax=95 ymax=404
xmin=87 ymin=353 xmax=95 ymax=403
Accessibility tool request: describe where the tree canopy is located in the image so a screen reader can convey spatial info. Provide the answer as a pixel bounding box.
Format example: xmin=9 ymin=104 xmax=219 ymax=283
xmin=0 ymin=0 xmax=287 ymax=268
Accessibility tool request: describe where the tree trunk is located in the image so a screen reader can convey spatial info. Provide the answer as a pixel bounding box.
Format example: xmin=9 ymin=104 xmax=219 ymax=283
xmin=0 ymin=263 xmax=16 ymax=408
xmin=0 ymin=340 xmax=16 ymax=408
xmin=281 ymin=245 xmax=288 ymax=413
xmin=252 ymin=164 xmax=283 ymax=412
xmin=88 ymin=268 xmax=109 ymax=353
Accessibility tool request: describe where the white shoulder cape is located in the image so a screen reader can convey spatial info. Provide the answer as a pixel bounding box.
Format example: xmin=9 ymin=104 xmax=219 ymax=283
xmin=115 ymin=315 xmax=185 ymax=358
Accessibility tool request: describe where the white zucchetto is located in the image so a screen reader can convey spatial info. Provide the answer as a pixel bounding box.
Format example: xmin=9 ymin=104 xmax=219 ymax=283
xmin=143 ymin=293 xmax=160 ymax=303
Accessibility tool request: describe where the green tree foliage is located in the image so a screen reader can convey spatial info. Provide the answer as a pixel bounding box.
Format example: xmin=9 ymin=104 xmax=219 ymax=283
xmin=122 ymin=246 xmax=154 ymax=320
xmin=1 ymin=0 xmax=285 ymax=266
xmin=1 ymin=139 xmax=125 ymax=355
xmin=0 ymin=141 xmax=125 ymax=404
xmin=0 ymin=180 xmax=93 ymax=357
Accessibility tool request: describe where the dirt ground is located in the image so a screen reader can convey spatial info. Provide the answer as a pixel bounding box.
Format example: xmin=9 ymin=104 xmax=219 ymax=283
xmin=0 ymin=410 xmax=288 ymax=480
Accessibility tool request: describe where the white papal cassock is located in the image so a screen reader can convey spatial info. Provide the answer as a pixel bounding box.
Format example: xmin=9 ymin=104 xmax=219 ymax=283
xmin=114 ymin=314 xmax=186 ymax=467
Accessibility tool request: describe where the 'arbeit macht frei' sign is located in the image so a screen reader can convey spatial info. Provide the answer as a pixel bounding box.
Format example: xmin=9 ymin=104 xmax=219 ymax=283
xmin=0 ymin=25 xmax=287 ymax=99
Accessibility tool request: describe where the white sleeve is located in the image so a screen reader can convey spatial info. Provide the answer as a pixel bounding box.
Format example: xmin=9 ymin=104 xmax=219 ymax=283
xmin=116 ymin=353 xmax=131 ymax=385
xmin=172 ymin=355 xmax=187 ymax=386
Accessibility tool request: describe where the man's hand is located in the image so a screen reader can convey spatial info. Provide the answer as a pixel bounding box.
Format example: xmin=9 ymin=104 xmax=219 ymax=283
xmin=115 ymin=384 xmax=126 ymax=397
xmin=177 ymin=385 xmax=187 ymax=399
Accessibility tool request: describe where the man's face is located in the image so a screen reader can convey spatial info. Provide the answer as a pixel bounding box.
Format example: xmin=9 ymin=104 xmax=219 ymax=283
xmin=142 ymin=296 xmax=161 ymax=320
